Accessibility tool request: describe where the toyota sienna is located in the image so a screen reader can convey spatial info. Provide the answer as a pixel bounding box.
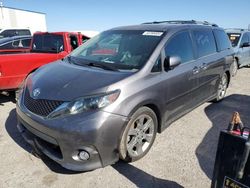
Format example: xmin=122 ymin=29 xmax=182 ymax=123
xmin=16 ymin=20 xmax=234 ymax=171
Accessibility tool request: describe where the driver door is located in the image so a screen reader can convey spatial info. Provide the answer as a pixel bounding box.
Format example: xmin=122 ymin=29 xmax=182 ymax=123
xmin=161 ymin=30 xmax=199 ymax=127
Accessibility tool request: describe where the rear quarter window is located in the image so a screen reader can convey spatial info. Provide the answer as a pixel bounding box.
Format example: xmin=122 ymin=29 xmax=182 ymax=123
xmin=193 ymin=29 xmax=217 ymax=58
xmin=214 ymin=29 xmax=231 ymax=51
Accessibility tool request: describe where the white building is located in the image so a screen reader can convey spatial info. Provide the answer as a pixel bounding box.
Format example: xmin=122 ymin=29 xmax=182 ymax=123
xmin=0 ymin=5 xmax=47 ymax=33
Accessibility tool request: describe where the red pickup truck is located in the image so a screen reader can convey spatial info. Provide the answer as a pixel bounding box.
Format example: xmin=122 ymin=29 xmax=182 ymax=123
xmin=0 ymin=32 xmax=89 ymax=91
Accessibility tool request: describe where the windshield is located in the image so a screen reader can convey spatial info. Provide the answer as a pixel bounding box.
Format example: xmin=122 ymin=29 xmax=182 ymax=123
xmin=70 ymin=30 xmax=164 ymax=71
xmin=31 ymin=34 xmax=64 ymax=53
xmin=227 ymin=33 xmax=241 ymax=47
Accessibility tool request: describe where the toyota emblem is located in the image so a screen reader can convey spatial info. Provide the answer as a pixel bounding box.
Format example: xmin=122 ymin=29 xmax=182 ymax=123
xmin=32 ymin=88 xmax=41 ymax=98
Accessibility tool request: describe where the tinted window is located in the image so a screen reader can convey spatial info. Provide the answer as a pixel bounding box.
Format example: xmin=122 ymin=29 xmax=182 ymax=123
xmin=70 ymin=35 xmax=79 ymax=50
xmin=214 ymin=30 xmax=231 ymax=51
xmin=165 ymin=31 xmax=194 ymax=64
xmin=240 ymin=33 xmax=249 ymax=46
xmin=193 ymin=29 xmax=217 ymax=57
xmin=0 ymin=30 xmax=16 ymax=37
xmin=21 ymin=39 xmax=31 ymax=47
xmin=32 ymin=34 xmax=64 ymax=53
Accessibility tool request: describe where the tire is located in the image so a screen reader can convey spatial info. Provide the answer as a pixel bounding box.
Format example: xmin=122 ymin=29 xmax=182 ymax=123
xmin=213 ymin=73 xmax=228 ymax=102
xmin=231 ymin=59 xmax=238 ymax=77
xmin=119 ymin=107 xmax=157 ymax=162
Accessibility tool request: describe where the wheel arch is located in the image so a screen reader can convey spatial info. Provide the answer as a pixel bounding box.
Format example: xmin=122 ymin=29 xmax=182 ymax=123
xmin=127 ymin=101 xmax=162 ymax=134
xmin=225 ymin=70 xmax=231 ymax=88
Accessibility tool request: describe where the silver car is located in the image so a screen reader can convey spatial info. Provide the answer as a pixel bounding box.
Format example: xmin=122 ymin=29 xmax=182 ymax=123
xmin=17 ymin=21 xmax=234 ymax=171
xmin=226 ymin=29 xmax=250 ymax=75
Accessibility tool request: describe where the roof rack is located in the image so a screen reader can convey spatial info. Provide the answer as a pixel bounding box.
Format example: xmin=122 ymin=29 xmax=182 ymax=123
xmin=142 ymin=20 xmax=219 ymax=27
xmin=225 ymin=28 xmax=246 ymax=31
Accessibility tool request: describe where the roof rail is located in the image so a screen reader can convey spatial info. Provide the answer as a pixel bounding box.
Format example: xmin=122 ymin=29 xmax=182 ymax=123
xmin=142 ymin=20 xmax=218 ymax=27
xmin=225 ymin=28 xmax=246 ymax=31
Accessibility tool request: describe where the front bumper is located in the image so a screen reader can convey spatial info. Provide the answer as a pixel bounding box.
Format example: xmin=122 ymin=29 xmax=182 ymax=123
xmin=16 ymin=102 xmax=128 ymax=171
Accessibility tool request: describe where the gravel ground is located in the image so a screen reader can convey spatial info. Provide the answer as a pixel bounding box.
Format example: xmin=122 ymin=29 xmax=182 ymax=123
xmin=0 ymin=68 xmax=250 ymax=188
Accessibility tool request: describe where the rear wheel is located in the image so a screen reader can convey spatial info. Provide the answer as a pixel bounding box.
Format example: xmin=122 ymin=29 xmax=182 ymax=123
xmin=119 ymin=107 xmax=157 ymax=162
xmin=214 ymin=73 xmax=228 ymax=102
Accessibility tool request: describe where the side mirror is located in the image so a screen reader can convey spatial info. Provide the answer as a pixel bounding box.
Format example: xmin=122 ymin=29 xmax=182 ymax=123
xmin=241 ymin=42 xmax=250 ymax=48
xmin=164 ymin=56 xmax=181 ymax=70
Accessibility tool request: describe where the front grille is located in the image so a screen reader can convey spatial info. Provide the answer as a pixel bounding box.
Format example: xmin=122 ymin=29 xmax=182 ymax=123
xmin=24 ymin=89 xmax=64 ymax=117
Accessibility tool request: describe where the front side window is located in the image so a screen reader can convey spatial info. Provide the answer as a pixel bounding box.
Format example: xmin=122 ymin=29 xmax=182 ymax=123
xmin=214 ymin=29 xmax=231 ymax=51
xmin=0 ymin=30 xmax=16 ymax=38
xmin=164 ymin=31 xmax=194 ymax=64
xmin=21 ymin=38 xmax=31 ymax=47
xmin=227 ymin=33 xmax=241 ymax=47
xmin=32 ymin=34 xmax=64 ymax=53
xmin=70 ymin=35 xmax=79 ymax=50
xmin=193 ymin=29 xmax=217 ymax=58
xmin=240 ymin=33 xmax=249 ymax=47
xmin=70 ymin=30 xmax=164 ymax=71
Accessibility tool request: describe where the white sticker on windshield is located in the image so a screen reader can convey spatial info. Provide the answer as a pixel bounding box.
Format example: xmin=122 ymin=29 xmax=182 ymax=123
xmin=142 ymin=31 xmax=163 ymax=36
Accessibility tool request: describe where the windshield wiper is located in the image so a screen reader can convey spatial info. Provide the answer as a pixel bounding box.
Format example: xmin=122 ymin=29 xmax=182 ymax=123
xmin=70 ymin=57 xmax=119 ymax=71
xmin=86 ymin=62 xmax=119 ymax=71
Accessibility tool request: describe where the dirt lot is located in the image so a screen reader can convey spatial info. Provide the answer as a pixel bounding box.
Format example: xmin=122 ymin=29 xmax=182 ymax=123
xmin=0 ymin=68 xmax=250 ymax=188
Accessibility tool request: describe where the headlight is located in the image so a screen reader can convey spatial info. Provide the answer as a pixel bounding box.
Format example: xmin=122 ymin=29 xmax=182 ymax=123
xmin=47 ymin=90 xmax=120 ymax=119
xmin=17 ymin=80 xmax=26 ymax=106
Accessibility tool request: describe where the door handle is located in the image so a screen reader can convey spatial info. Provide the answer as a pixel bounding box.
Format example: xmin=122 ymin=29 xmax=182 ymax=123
xmin=192 ymin=66 xmax=200 ymax=74
xmin=200 ymin=63 xmax=208 ymax=70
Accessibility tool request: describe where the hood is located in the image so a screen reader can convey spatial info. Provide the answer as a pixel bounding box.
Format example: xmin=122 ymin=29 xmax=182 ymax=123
xmin=0 ymin=52 xmax=65 ymax=65
xmin=26 ymin=61 xmax=133 ymax=101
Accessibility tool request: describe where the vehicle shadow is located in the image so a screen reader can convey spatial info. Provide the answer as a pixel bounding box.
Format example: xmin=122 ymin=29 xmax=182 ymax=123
xmin=5 ymin=109 xmax=79 ymax=174
xmin=195 ymin=94 xmax=250 ymax=179
xmin=112 ymin=162 xmax=183 ymax=188
xmin=0 ymin=93 xmax=16 ymax=106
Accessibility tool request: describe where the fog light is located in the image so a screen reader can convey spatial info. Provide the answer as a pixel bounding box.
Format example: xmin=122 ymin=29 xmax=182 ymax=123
xmin=78 ymin=150 xmax=90 ymax=160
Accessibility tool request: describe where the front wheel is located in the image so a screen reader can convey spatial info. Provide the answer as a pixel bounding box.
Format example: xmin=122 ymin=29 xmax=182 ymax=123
xmin=119 ymin=107 xmax=157 ymax=162
xmin=213 ymin=73 xmax=228 ymax=102
xmin=231 ymin=59 xmax=238 ymax=77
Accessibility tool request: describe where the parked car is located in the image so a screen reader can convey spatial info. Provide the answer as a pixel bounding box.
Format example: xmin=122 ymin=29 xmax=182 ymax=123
xmin=0 ymin=35 xmax=32 ymax=54
xmin=17 ymin=20 xmax=234 ymax=171
xmin=0 ymin=28 xmax=32 ymax=38
xmin=0 ymin=32 xmax=89 ymax=91
xmin=226 ymin=29 xmax=250 ymax=75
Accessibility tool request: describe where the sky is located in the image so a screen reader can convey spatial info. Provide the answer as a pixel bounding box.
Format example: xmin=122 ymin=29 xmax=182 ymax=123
xmin=1 ymin=0 xmax=250 ymax=32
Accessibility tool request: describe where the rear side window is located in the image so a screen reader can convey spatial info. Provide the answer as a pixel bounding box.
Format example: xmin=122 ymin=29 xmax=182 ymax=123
xmin=18 ymin=30 xmax=31 ymax=36
xmin=193 ymin=29 xmax=217 ymax=58
xmin=214 ymin=30 xmax=231 ymax=51
xmin=165 ymin=31 xmax=194 ymax=64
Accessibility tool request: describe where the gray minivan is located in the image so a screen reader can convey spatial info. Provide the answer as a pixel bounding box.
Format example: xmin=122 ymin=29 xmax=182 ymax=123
xmin=16 ymin=21 xmax=234 ymax=171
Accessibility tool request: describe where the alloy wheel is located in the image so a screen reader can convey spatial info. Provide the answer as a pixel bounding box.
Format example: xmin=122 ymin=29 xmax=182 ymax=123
xmin=126 ymin=114 xmax=155 ymax=158
xmin=217 ymin=74 xmax=228 ymax=100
